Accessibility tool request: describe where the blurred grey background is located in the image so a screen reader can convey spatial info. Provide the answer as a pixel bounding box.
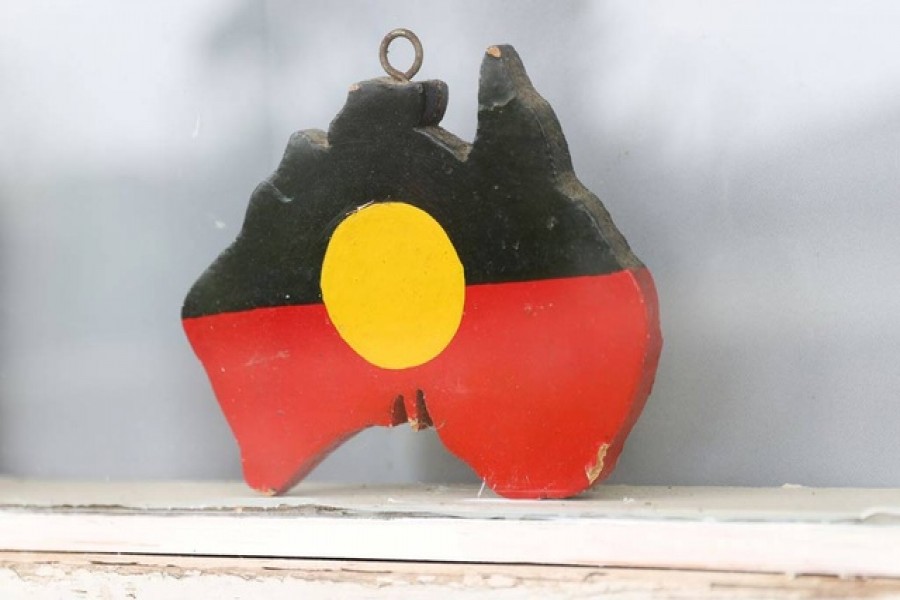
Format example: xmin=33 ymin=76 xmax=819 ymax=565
xmin=1 ymin=1 xmax=898 ymax=487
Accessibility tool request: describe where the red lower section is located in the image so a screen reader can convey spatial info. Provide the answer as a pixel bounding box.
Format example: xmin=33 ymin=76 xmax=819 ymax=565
xmin=183 ymin=268 xmax=661 ymax=498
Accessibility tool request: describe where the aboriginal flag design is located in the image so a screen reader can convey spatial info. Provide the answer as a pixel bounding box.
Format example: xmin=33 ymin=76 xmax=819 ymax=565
xmin=182 ymin=46 xmax=662 ymax=499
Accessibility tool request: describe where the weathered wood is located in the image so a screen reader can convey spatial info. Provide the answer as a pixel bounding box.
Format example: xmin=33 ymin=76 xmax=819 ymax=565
xmin=2 ymin=481 xmax=900 ymax=578
xmin=3 ymin=552 xmax=900 ymax=600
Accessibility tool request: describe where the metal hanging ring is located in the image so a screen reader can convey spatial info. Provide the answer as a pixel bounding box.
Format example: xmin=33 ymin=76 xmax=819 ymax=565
xmin=379 ymin=28 xmax=423 ymax=82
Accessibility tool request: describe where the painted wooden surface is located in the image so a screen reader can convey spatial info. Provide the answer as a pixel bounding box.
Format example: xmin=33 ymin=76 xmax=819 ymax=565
xmin=2 ymin=480 xmax=899 ymax=581
xmin=181 ymin=43 xmax=661 ymax=499
xmin=4 ymin=552 xmax=900 ymax=600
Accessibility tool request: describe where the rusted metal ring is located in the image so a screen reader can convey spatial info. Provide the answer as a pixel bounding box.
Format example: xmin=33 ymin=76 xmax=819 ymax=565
xmin=379 ymin=28 xmax=423 ymax=82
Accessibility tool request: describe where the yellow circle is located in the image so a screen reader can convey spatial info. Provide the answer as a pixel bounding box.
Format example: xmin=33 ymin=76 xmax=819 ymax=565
xmin=321 ymin=202 xmax=465 ymax=370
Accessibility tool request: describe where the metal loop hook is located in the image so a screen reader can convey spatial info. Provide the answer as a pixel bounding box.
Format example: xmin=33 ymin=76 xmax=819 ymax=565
xmin=379 ymin=28 xmax=423 ymax=82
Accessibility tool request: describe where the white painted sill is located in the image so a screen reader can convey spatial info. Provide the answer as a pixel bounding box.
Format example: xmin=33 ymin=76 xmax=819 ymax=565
xmin=1 ymin=480 xmax=899 ymax=598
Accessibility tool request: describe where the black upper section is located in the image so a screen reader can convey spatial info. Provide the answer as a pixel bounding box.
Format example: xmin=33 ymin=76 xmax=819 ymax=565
xmin=183 ymin=45 xmax=641 ymax=318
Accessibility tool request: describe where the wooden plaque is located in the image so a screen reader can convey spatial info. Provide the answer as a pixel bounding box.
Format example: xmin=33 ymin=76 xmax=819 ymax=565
xmin=182 ymin=43 xmax=662 ymax=499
